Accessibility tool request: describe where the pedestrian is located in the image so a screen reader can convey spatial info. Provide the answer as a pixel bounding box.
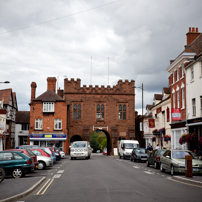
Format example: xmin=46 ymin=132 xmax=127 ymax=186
xmin=155 ymin=144 xmax=160 ymax=150
xmin=147 ymin=143 xmax=153 ymax=152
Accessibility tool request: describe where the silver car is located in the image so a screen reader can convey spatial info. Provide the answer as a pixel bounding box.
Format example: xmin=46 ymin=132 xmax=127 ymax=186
xmin=160 ymin=149 xmax=202 ymax=175
xmin=31 ymin=150 xmax=53 ymax=170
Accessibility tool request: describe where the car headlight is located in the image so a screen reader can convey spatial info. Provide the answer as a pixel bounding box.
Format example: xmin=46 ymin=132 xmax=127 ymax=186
xmin=177 ymin=163 xmax=184 ymax=167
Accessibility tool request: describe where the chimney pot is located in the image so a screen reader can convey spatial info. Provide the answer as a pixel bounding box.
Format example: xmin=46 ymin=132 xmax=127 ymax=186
xmin=192 ymin=27 xmax=195 ymax=32
xmin=189 ymin=27 xmax=191 ymax=32
xmin=31 ymin=82 xmax=37 ymax=101
xmin=196 ymin=28 xmax=198 ymax=32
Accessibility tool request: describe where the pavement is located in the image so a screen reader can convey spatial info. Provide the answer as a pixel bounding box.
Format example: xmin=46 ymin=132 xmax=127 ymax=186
xmin=0 ymin=172 xmax=202 ymax=202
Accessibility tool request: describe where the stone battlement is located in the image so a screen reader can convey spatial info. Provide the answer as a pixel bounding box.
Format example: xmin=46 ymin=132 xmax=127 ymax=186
xmin=64 ymin=78 xmax=135 ymax=94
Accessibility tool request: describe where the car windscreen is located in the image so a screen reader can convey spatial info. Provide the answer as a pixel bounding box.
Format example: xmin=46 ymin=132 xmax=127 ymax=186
xmin=172 ymin=151 xmax=193 ymax=159
xmin=135 ymin=148 xmax=146 ymax=154
xmin=124 ymin=143 xmax=137 ymax=149
xmin=72 ymin=142 xmax=87 ymax=148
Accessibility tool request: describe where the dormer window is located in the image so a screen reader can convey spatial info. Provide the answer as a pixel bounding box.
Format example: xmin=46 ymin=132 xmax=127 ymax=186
xmin=43 ymin=102 xmax=54 ymax=112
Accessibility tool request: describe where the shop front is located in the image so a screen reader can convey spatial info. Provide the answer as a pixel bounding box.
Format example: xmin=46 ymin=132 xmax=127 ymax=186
xmin=29 ymin=133 xmax=67 ymax=150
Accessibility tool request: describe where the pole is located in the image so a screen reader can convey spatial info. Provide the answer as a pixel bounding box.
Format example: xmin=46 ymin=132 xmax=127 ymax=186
xmin=142 ymin=83 xmax=144 ymax=138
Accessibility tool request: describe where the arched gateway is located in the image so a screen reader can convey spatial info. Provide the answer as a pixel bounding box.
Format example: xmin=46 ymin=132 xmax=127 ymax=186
xmin=64 ymin=78 xmax=136 ymax=155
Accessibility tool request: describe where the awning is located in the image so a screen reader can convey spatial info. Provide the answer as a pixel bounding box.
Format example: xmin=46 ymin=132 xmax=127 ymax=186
xmin=186 ymin=122 xmax=202 ymax=127
xmin=30 ymin=134 xmax=67 ymax=141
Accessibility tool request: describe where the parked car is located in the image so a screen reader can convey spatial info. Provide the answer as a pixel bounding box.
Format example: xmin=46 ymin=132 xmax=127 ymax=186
xmin=160 ymin=149 xmax=202 ymax=175
xmin=59 ymin=150 xmax=65 ymax=158
xmin=16 ymin=145 xmax=41 ymax=149
xmin=70 ymin=141 xmax=92 ymax=160
xmin=30 ymin=149 xmax=53 ymax=170
xmin=6 ymin=149 xmax=38 ymax=170
xmin=130 ymin=148 xmax=148 ymax=162
xmin=0 ymin=151 xmax=35 ymax=178
xmin=42 ymin=147 xmax=56 ymax=163
xmin=146 ymin=149 xmax=166 ymax=169
xmin=49 ymin=147 xmax=61 ymax=161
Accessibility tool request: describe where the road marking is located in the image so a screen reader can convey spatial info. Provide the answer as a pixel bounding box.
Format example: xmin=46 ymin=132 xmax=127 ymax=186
xmin=144 ymin=171 xmax=154 ymax=175
xmin=133 ymin=166 xmax=140 ymax=169
xmin=57 ymin=170 xmax=64 ymax=173
xmin=167 ymin=177 xmax=202 ymax=188
xmin=53 ymin=174 xmax=61 ymax=178
xmin=35 ymin=178 xmax=54 ymax=195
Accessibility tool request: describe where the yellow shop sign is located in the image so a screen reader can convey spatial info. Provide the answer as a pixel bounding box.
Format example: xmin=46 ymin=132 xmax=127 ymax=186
xmin=45 ymin=135 xmax=52 ymax=138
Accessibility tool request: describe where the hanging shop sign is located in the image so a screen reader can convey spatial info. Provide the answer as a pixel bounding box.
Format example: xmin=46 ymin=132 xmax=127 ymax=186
xmin=172 ymin=108 xmax=181 ymax=121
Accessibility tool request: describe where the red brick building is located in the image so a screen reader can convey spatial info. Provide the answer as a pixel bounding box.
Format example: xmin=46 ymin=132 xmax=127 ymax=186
xmin=29 ymin=77 xmax=68 ymax=153
xmin=167 ymin=27 xmax=202 ymax=149
xmin=63 ymin=78 xmax=135 ymax=155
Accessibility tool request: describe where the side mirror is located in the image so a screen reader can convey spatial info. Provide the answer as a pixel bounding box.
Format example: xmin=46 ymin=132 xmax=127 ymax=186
xmin=166 ymin=155 xmax=171 ymax=159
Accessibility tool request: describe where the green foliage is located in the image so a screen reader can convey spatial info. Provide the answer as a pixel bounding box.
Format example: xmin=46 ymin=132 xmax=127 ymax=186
xmin=90 ymin=131 xmax=107 ymax=152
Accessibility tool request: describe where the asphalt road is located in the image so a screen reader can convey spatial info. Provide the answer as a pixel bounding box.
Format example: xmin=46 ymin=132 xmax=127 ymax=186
xmin=19 ymin=154 xmax=202 ymax=202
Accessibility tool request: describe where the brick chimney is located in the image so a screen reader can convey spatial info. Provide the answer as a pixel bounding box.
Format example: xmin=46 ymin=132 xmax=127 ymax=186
xmin=186 ymin=27 xmax=201 ymax=45
xmin=47 ymin=77 xmax=56 ymax=92
xmin=31 ymin=82 xmax=37 ymax=101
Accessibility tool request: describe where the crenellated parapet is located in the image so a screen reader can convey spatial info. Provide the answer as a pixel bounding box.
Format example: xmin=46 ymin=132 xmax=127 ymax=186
xmin=64 ymin=78 xmax=135 ymax=95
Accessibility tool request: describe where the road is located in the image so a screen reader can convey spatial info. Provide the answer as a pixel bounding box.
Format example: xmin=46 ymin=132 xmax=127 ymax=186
xmin=19 ymin=154 xmax=202 ymax=202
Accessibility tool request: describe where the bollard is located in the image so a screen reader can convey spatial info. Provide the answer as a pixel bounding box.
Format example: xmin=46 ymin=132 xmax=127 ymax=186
xmin=185 ymin=155 xmax=192 ymax=178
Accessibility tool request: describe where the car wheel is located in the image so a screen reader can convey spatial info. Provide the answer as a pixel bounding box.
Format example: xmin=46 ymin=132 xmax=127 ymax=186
xmin=119 ymin=155 xmax=121 ymax=159
xmin=38 ymin=161 xmax=45 ymax=170
xmin=71 ymin=157 xmax=73 ymax=160
xmin=12 ymin=168 xmax=23 ymax=178
xmin=160 ymin=163 xmax=165 ymax=172
xmin=146 ymin=160 xmax=150 ymax=167
xmin=123 ymin=154 xmax=126 ymax=159
xmin=171 ymin=165 xmax=175 ymax=176
xmin=154 ymin=162 xmax=158 ymax=169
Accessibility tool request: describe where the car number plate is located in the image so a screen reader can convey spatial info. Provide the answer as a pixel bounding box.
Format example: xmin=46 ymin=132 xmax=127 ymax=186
xmin=193 ymin=168 xmax=198 ymax=172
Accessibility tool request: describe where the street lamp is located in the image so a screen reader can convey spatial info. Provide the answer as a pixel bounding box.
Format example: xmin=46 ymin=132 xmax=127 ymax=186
xmin=133 ymin=83 xmax=144 ymax=137
xmin=0 ymin=81 xmax=10 ymax=84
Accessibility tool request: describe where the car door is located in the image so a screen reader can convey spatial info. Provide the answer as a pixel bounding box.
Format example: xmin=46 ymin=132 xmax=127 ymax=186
xmin=163 ymin=150 xmax=171 ymax=170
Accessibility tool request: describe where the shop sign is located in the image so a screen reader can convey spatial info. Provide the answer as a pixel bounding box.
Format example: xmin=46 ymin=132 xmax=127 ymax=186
xmin=172 ymin=108 xmax=181 ymax=121
xmin=156 ymin=107 xmax=162 ymax=114
xmin=30 ymin=134 xmax=66 ymax=139
xmin=149 ymin=119 xmax=155 ymax=128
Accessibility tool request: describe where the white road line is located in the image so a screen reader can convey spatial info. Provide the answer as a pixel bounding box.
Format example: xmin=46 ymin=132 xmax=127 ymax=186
xmin=52 ymin=174 xmax=61 ymax=178
xmin=133 ymin=166 xmax=140 ymax=169
xmin=57 ymin=170 xmax=64 ymax=173
xmin=144 ymin=171 xmax=154 ymax=175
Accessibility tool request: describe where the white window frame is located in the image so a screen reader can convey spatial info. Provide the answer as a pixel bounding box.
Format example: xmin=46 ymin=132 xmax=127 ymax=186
xmin=43 ymin=102 xmax=54 ymax=112
xmin=172 ymin=72 xmax=175 ymax=84
xmin=54 ymin=119 xmax=62 ymax=130
xmin=192 ymin=98 xmax=196 ymax=116
xmin=177 ymin=68 xmax=179 ymax=81
xmin=181 ymin=88 xmax=185 ymax=109
xmin=35 ymin=119 xmax=43 ymax=130
xmin=200 ymin=62 xmax=202 ymax=77
xmin=177 ymin=90 xmax=180 ymax=108
xmin=173 ymin=93 xmax=175 ymax=108
xmin=181 ymin=64 xmax=184 ymax=79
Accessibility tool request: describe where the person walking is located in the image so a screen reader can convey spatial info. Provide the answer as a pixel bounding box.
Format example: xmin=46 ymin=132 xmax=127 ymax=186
xmin=147 ymin=143 xmax=153 ymax=151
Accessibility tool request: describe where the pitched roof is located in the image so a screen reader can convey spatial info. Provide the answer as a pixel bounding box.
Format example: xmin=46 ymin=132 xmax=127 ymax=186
xmin=16 ymin=111 xmax=30 ymax=124
xmin=34 ymin=89 xmax=64 ymax=102
xmin=154 ymin=94 xmax=163 ymax=100
xmin=146 ymin=104 xmax=153 ymax=110
xmin=0 ymin=88 xmax=12 ymax=105
xmin=162 ymin=87 xmax=170 ymax=95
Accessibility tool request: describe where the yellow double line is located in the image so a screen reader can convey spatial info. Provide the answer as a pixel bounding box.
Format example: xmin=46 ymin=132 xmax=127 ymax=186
xmin=35 ymin=178 xmax=54 ymax=195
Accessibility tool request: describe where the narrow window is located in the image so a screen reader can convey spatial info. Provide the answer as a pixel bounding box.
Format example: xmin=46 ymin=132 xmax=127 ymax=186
xmin=54 ymin=119 xmax=62 ymax=130
xmin=181 ymin=64 xmax=184 ymax=78
xmin=200 ymin=96 xmax=202 ymax=115
xmin=177 ymin=68 xmax=179 ymax=81
xmin=119 ymin=104 xmax=126 ymax=120
xmin=173 ymin=93 xmax=175 ymax=108
xmin=177 ymin=91 xmax=180 ymax=108
xmin=35 ymin=119 xmax=42 ymax=130
xmin=96 ymin=104 xmax=104 ymax=120
xmin=73 ymin=104 xmax=81 ymax=120
xmin=181 ymin=88 xmax=185 ymax=108
xmin=192 ymin=98 xmax=196 ymax=116
xmin=173 ymin=72 xmax=175 ymax=84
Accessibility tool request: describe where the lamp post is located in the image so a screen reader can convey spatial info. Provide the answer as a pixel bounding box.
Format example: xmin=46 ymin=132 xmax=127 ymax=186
xmin=133 ymin=83 xmax=144 ymax=139
xmin=0 ymin=81 xmax=10 ymax=84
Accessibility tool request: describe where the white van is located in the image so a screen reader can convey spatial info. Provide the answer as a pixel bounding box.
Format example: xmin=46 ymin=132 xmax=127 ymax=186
xmin=118 ymin=140 xmax=139 ymax=159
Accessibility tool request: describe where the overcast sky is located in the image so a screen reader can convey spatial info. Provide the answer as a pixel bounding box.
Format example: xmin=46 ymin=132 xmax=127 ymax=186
xmin=0 ymin=0 xmax=202 ymax=114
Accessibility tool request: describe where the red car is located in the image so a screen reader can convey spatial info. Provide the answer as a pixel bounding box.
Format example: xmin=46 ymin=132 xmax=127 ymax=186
xmin=30 ymin=148 xmax=51 ymax=158
xmin=6 ymin=149 xmax=38 ymax=169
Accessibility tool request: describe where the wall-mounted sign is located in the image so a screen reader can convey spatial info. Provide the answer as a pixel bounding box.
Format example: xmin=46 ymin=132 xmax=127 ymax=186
xmin=30 ymin=134 xmax=66 ymax=141
xmin=156 ymin=107 xmax=162 ymax=114
xmin=149 ymin=119 xmax=155 ymax=128
xmin=172 ymin=108 xmax=181 ymax=121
